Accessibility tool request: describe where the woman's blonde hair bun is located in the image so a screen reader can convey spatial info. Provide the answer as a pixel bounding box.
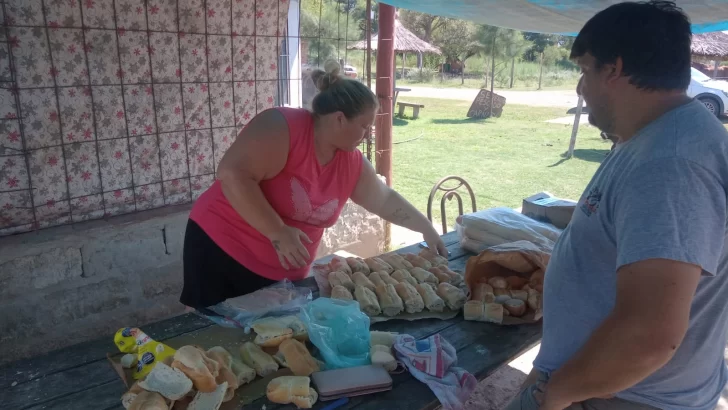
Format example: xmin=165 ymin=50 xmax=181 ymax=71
xmin=312 ymin=60 xmax=343 ymax=92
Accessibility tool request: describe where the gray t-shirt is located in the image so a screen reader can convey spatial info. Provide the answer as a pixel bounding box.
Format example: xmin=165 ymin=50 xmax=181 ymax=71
xmin=534 ymin=100 xmax=728 ymax=410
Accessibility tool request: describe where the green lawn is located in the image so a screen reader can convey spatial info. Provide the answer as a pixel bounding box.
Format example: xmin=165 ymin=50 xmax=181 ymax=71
xmin=389 ymin=98 xmax=608 ymax=221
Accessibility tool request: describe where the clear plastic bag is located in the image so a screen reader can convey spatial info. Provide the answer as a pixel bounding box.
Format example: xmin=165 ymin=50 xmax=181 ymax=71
xmin=299 ymin=298 xmax=371 ymax=369
xmin=456 ymin=207 xmax=562 ymax=253
xmin=194 ymin=279 xmax=313 ymax=331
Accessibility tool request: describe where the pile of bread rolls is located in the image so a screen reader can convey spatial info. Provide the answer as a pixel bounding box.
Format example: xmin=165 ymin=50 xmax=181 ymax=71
xmin=464 ymin=268 xmax=544 ymax=324
xmin=120 ymin=315 xmax=321 ymax=410
xmin=326 ymin=250 xmax=467 ymax=317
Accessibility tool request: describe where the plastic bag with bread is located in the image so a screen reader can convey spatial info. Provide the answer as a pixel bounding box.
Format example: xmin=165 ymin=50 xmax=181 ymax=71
xmin=464 ymin=240 xmax=549 ymax=325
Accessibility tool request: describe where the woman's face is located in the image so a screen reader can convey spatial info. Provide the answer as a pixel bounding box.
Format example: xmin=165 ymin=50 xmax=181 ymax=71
xmin=332 ymin=107 xmax=377 ymax=151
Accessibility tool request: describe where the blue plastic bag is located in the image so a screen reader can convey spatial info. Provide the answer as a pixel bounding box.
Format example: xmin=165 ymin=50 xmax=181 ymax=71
xmin=299 ymin=298 xmax=371 ymax=369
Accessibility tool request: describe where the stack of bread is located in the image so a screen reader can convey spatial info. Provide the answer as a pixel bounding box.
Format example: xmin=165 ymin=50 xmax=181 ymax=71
xmin=327 ymin=250 xmax=467 ymax=318
xmin=464 ymin=269 xmax=544 ymax=324
xmin=369 ymin=331 xmax=398 ymax=372
xmin=119 ymin=315 xmax=321 ymax=410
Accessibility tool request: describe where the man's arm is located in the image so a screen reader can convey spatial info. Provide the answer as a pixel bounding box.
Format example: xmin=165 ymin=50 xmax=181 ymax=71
xmin=541 ymin=258 xmax=701 ymax=408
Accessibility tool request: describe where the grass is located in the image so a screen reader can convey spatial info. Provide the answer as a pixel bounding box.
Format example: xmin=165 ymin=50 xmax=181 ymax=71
xmin=388 ymin=98 xmax=608 ymax=222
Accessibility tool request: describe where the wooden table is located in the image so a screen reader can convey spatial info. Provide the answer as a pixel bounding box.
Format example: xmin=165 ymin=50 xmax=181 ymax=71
xmin=0 ymin=232 xmax=542 ymax=410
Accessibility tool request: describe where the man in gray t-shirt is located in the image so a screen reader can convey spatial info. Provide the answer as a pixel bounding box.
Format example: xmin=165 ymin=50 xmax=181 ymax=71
xmin=506 ymin=3 xmax=728 ymax=410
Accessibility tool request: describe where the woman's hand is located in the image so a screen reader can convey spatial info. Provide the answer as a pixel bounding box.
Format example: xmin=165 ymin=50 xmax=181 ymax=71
xmin=268 ymin=225 xmax=313 ymax=270
xmin=423 ymin=228 xmax=448 ymax=257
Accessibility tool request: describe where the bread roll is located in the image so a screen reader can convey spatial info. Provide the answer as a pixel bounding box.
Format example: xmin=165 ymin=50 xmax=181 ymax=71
xmin=206 ymin=347 xmax=239 ymax=402
xmin=391 ymin=269 xmax=418 ymax=286
xmin=436 ymin=283 xmax=466 ymax=310
xmin=352 ymin=271 xmax=376 ymax=291
xmin=529 ymin=268 xmax=545 ymax=287
xmin=127 ymin=391 xmax=167 ymax=410
xmin=394 ymin=281 xmax=425 ymax=314
xmin=266 ymin=376 xmax=318 ymax=409
xmin=402 ymin=253 xmax=432 ymax=269
xmin=487 ymin=276 xmax=508 ymax=289
xmin=354 ymin=284 xmax=382 ymax=316
xmin=172 ymin=345 xmax=219 ymax=393
xmin=375 ymin=284 xmax=404 ymax=316
xmin=279 ymin=339 xmax=320 ymax=376
xmin=368 ymin=272 xmax=387 ymax=288
xmin=463 ymin=300 xmax=484 ymax=321
xmin=504 ymin=299 xmax=527 ymax=317
xmin=252 ymin=321 xmax=294 ymax=348
xmin=138 ymin=362 xmax=193 ymax=401
xmin=494 ymin=288 xmax=511 ymax=297
xmin=379 ymin=254 xmax=410 ymax=270
xmin=331 ymin=284 xmax=354 ymax=301
xmin=494 ymin=295 xmax=512 ymax=304
xmin=328 ymin=270 xmax=355 ymax=292
xmin=418 ymin=248 xmax=449 ymax=267
xmin=410 ymin=267 xmax=439 ymax=284
xmin=415 ymin=283 xmax=445 ymax=312
xmin=483 ymin=303 xmax=504 ymax=324
xmin=510 ymin=289 xmax=528 ymax=302
xmin=376 ymin=271 xmax=400 ymax=286
xmin=506 ymin=275 xmax=529 ymax=290
xmin=364 ymin=257 xmax=394 ymax=273
xmin=329 ymin=255 xmax=352 ymax=275
xmin=370 ymin=345 xmax=397 ymax=372
xmin=240 ymin=342 xmax=279 ymax=377
xmin=528 ymin=290 xmax=542 ymax=311
xmin=471 ymin=283 xmax=495 ymax=302
xmin=230 ymin=358 xmax=256 ymax=386
xmin=346 ymin=257 xmax=370 ymax=274
xmin=428 ymin=267 xmax=452 ymax=284
xmin=370 ymin=331 xmax=398 ymax=348
xmin=188 ymin=381 xmax=227 ymax=410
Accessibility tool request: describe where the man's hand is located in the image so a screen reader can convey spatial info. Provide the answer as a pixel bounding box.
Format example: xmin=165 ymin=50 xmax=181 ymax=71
xmin=423 ymin=228 xmax=448 ymax=256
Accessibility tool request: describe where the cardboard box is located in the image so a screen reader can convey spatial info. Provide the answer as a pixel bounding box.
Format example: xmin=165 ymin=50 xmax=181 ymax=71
xmin=522 ymin=192 xmax=577 ymax=229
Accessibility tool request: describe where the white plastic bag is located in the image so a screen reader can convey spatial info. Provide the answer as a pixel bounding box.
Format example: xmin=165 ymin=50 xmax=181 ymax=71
xmin=456 ymin=207 xmax=562 ymax=253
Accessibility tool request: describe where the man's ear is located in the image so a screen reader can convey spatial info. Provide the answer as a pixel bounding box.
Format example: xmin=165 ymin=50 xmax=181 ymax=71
xmin=606 ymin=57 xmax=624 ymax=84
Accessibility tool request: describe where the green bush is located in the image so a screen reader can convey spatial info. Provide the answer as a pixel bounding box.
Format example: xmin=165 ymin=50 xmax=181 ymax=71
xmin=406 ymin=67 xmax=437 ymax=83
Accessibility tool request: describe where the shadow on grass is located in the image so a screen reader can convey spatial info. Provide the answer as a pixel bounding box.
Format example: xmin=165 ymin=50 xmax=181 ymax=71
xmin=548 ymin=148 xmax=610 ymax=167
xmin=393 ymin=117 xmax=410 ymax=127
xmin=431 ymin=117 xmax=490 ymax=125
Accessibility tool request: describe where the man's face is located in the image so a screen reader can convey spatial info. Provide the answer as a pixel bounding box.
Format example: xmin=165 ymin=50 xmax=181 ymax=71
xmin=576 ymin=53 xmax=616 ymax=134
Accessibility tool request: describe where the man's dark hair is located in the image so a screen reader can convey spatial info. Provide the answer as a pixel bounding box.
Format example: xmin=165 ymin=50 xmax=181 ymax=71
xmin=570 ymin=1 xmax=692 ymax=91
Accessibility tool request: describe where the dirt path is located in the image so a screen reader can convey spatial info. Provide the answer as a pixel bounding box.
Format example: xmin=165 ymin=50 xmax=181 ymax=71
xmin=401 ymin=86 xmax=579 ymax=109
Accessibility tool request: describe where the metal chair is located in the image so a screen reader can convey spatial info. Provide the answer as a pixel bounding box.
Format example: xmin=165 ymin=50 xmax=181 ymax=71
xmin=427 ymin=176 xmax=477 ymax=234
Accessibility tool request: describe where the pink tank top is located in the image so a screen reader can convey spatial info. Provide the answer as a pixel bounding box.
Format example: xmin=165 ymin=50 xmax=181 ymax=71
xmin=190 ymin=107 xmax=363 ymax=281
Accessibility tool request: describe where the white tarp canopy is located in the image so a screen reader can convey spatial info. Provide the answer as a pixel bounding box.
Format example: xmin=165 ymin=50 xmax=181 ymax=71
xmin=378 ymin=0 xmax=728 ymax=35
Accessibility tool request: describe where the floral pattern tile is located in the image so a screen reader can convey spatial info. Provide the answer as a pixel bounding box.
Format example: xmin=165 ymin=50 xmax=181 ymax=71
xmin=186 ymin=129 xmax=214 ymax=176
xmin=58 ymin=86 xmax=94 ymax=143
xmin=86 ymin=29 xmax=120 ymax=85
xmin=182 ymin=83 xmax=211 ymax=130
xmin=159 ymin=131 xmax=188 ymax=180
xmin=98 ymin=138 xmax=132 ymax=191
xmin=154 ymin=84 xmax=184 ymax=132
xmin=19 ymin=88 xmax=62 ymax=149
xmin=45 ymin=0 xmax=83 ymax=28
xmin=180 ymin=34 xmax=208 ymax=83
xmin=149 ymin=32 xmax=180 ymax=83
xmin=179 ymin=0 xmax=205 ymax=34
xmin=207 ymin=0 xmax=232 ymax=35
xmin=92 ymin=86 xmax=127 ymax=140
xmin=81 ymin=0 xmax=116 ymax=29
xmin=233 ymin=36 xmax=255 ymax=81
xmin=208 ymin=35 xmax=233 ymax=82
xmin=129 ymin=135 xmax=161 ymax=185
xmin=209 ymin=82 xmax=234 ymax=127
xmin=9 ymin=27 xmax=54 ymax=88
xmin=118 ymin=31 xmax=152 ymax=84
xmin=147 ymin=0 xmax=178 ymax=32
xmin=124 ymin=84 xmax=156 ymax=137
xmin=29 ymin=146 xmax=69 ymax=205
xmin=2 ymin=0 xmax=288 ymax=234
xmin=65 ymin=141 xmax=102 ymax=197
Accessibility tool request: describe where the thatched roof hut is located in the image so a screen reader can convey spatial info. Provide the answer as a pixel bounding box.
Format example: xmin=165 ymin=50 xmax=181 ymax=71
xmin=349 ymin=19 xmax=442 ymax=55
xmin=691 ymin=31 xmax=728 ymax=59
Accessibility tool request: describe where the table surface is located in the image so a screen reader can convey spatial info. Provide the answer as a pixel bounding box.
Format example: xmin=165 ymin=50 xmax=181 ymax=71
xmin=0 ymin=231 xmax=542 ymax=410
xmin=394 ymin=87 xmax=412 ymax=92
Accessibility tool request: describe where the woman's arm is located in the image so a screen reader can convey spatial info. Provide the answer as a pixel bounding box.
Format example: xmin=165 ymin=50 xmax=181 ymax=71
xmin=350 ymin=158 xmax=447 ymax=255
xmin=217 ymin=110 xmax=311 ymax=269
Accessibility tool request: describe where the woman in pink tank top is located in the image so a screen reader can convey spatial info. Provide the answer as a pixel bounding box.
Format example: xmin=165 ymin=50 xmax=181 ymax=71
xmin=181 ymin=62 xmax=447 ymax=309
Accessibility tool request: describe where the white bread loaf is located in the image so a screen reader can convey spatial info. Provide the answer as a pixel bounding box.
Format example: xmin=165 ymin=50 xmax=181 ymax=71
xmin=187 ymin=381 xmax=227 ymax=410
xmin=127 ymin=391 xmax=167 ymax=410
xmin=138 ymin=362 xmax=193 ymax=400
xmin=171 ymin=346 xmax=219 ymax=393
xmin=240 ymin=342 xmax=279 ymax=377
xmin=278 ymin=339 xmax=320 ymax=377
xmin=266 ymin=376 xmax=318 ymax=409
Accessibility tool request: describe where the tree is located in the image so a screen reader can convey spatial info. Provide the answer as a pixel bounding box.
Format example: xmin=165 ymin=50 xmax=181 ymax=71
xmin=399 ymin=10 xmax=447 ymax=42
xmin=432 ymin=19 xmax=477 ymax=62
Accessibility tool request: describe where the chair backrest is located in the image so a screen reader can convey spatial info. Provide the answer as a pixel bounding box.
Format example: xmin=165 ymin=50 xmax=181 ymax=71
xmin=427 ymin=176 xmax=477 ymax=234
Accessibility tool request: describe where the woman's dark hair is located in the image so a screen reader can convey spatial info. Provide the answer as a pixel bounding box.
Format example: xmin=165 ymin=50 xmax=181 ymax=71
xmin=310 ymin=60 xmax=379 ymax=119
xmin=571 ymin=1 xmax=692 ymax=91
